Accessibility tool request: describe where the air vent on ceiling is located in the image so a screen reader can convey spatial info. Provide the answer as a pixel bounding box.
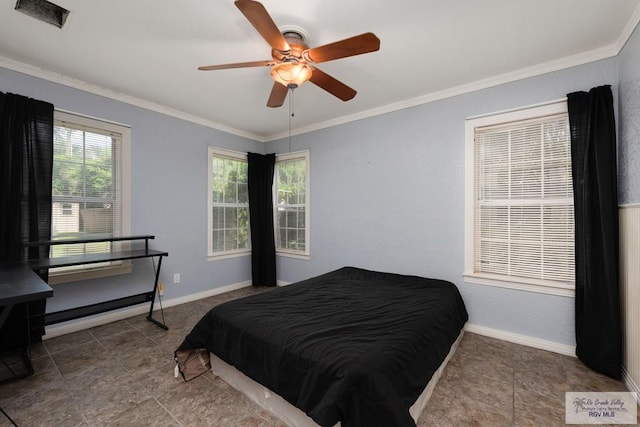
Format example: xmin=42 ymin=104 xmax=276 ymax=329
xmin=15 ymin=0 xmax=70 ymax=29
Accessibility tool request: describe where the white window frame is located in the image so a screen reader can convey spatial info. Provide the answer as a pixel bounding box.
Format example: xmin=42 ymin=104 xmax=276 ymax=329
xmin=464 ymin=101 xmax=575 ymax=297
xmin=206 ymin=148 xmax=310 ymax=260
xmin=274 ymin=150 xmax=311 ymax=259
xmin=207 ymin=147 xmax=251 ymax=260
xmin=49 ymin=111 xmax=131 ymax=284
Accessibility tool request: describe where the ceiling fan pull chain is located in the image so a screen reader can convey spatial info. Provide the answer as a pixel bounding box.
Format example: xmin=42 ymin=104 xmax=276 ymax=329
xmin=290 ymin=87 xmax=295 ymax=118
xmin=288 ymin=87 xmax=294 ymax=153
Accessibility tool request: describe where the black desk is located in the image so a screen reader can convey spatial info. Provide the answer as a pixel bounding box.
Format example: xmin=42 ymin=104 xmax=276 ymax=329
xmin=0 ymin=264 xmax=53 ymax=383
xmin=24 ymin=235 xmax=168 ymax=330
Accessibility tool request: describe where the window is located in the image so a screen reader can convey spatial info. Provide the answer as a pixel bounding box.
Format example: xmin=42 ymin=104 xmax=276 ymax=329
xmin=464 ymin=101 xmax=574 ymax=296
xmin=207 ymin=148 xmax=310 ymax=259
xmin=274 ymin=151 xmax=310 ymax=257
xmin=51 ymin=111 xmax=131 ymax=283
xmin=208 ymin=148 xmax=250 ymax=258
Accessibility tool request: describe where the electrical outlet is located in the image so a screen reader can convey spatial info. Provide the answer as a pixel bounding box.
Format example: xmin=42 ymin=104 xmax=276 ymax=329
xmin=173 ymin=273 xmax=180 ymax=284
xmin=158 ymin=283 xmax=165 ymax=296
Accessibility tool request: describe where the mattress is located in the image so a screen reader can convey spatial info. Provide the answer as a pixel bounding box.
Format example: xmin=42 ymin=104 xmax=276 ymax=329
xmin=177 ymin=267 xmax=468 ymax=427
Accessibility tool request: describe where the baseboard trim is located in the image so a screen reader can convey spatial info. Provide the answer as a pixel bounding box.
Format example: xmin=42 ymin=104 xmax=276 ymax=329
xmin=162 ymin=281 xmax=252 ymax=307
xmin=622 ymin=367 xmax=640 ymax=403
xmin=43 ymin=280 xmax=252 ymax=339
xmin=464 ymin=323 xmax=576 ymax=357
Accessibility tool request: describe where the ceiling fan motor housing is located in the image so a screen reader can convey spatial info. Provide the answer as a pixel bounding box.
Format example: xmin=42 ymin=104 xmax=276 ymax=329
xmin=272 ymin=31 xmax=309 ymax=62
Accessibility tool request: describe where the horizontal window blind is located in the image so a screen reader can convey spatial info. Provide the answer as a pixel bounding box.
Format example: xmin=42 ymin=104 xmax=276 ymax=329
xmin=52 ymin=118 xmax=123 ymax=266
xmin=474 ymin=113 xmax=574 ymax=285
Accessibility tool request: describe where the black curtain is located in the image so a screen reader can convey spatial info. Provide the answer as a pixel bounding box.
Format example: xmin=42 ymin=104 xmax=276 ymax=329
xmin=247 ymin=152 xmax=276 ymax=286
xmin=0 ymin=92 xmax=54 ymax=347
xmin=567 ymin=85 xmax=621 ymax=379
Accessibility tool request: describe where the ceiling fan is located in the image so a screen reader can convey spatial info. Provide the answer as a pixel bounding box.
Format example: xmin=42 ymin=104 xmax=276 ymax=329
xmin=198 ymin=0 xmax=381 ymax=108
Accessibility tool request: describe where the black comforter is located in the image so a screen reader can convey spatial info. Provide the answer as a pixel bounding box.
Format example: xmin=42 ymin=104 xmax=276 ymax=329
xmin=177 ymin=267 xmax=468 ymax=427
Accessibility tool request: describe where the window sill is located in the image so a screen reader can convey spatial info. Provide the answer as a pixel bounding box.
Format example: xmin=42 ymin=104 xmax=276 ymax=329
xmin=276 ymin=251 xmax=310 ymax=260
xmin=463 ymin=273 xmax=575 ymax=297
xmin=49 ymin=264 xmax=132 ymax=284
xmin=207 ymin=251 xmax=251 ymax=261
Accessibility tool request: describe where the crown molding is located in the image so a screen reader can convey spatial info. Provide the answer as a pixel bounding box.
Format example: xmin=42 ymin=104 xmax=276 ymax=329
xmin=0 ymin=55 xmax=265 ymax=142
xmin=616 ymin=2 xmax=640 ymax=52
xmin=264 ymin=43 xmax=621 ymax=142
xmin=265 ymin=10 xmax=640 ymax=143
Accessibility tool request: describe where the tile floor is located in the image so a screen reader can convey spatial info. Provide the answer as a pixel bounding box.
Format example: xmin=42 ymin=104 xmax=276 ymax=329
xmin=0 ymin=286 xmax=635 ymax=426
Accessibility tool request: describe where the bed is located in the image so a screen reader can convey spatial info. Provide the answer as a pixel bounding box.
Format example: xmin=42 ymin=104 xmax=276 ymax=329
xmin=176 ymin=267 xmax=468 ymax=427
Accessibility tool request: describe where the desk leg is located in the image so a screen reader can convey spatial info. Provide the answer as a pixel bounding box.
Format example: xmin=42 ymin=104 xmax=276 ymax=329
xmin=23 ymin=303 xmax=33 ymax=375
xmin=146 ymin=255 xmax=168 ymax=330
xmin=0 ymin=304 xmax=12 ymax=330
xmin=0 ymin=304 xmax=34 ymax=384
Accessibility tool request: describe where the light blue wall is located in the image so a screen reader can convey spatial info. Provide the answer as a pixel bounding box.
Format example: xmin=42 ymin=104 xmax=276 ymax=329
xmin=0 ymin=67 xmax=263 ymax=313
xmin=619 ymin=24 xmax=640 ymax=205
xmin=267 ymin=58 xmax=620 ymax=347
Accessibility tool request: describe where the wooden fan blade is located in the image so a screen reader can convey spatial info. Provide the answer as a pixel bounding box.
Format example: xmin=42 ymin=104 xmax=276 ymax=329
xmin=309 ymin=68 xmax=356 ymax=101
xmin=198 ymin=60 xmax=275 ymax=71
xmin=267 ymin=82 xmax=288 ymax=108
xmin=235 ymin=0 xmax=290 ymax=53
xmin=303 ymin=33 xmax=380 ymax=63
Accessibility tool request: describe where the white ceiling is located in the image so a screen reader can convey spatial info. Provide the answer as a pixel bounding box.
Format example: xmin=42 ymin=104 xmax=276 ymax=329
xmin=1 ymin=0 xmax=639 ymax=141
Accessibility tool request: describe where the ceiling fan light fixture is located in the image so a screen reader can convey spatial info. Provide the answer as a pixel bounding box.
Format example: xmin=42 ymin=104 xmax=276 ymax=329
xmin=270 ymin=62 xmax=312 ymax=89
